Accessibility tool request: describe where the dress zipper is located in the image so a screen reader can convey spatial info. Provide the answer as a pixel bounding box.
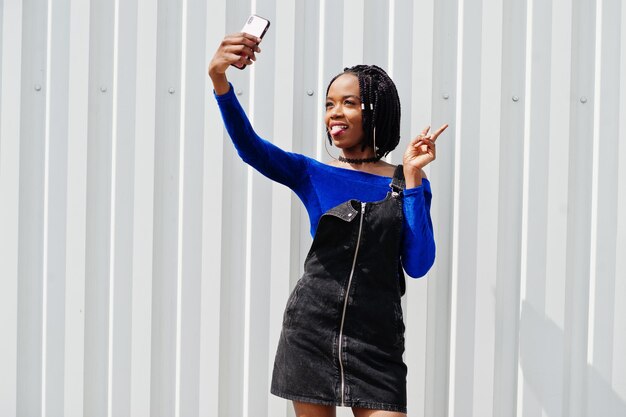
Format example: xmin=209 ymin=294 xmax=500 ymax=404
xmin=337 ymin=202 xmax=366 ymax=406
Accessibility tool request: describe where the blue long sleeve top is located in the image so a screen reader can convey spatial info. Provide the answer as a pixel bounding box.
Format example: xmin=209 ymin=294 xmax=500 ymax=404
xmin=215 ymin=84 xmax=435 ymax=278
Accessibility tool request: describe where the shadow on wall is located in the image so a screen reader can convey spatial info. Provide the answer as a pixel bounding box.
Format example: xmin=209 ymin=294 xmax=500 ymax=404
xmin=519 ymin=301 xmax=626 ymax=417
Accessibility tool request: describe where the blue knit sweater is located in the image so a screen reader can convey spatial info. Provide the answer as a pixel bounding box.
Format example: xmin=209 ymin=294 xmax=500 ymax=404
xmin=215 ymin=84 xmax=435 ymax=278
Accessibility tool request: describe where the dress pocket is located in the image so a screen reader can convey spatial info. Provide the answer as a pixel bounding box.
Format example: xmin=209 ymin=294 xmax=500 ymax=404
xmin=392 ymin=301 xmax=406 ymax=346
xmin=283 ymin=279 xmax=305 ymax=327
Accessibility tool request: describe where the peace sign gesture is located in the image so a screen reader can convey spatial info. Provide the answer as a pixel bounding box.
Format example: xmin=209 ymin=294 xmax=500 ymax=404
xmin=403 ymin=124 xmax=448 ymax=170
xmin=403 ymin=124 xmax=448 ymax=188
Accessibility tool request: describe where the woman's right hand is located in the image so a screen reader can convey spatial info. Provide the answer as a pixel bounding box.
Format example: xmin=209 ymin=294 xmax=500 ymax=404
xmin=208 ymin=33 xmax=262 ymax=79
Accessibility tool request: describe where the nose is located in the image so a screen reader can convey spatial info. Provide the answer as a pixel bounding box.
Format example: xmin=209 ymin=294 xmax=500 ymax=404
xmin=329 ymin=104 xmax=342 ymax=118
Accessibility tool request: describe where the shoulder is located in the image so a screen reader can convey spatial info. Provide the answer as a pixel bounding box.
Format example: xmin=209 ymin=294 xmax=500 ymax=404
xmin=378 ymin=161 xmax=397 ymax=178
xmin=327 ymin=160 xmax=342 ymax=168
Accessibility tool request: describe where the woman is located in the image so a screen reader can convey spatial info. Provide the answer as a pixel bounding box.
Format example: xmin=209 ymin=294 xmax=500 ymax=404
xmin=209 ymin=32 xmax=447 ymax=417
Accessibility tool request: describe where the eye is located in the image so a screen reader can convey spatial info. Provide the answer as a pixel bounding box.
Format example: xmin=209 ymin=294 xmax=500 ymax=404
xmin=344 ymin=100 xmax=355 ymax=106
xmin=325 ymin=102 xmax=333 ymax=109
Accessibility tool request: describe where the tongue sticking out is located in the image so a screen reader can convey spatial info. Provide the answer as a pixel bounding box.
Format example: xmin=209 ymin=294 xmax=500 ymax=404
xmin=330 ymin=125 xmax=347 ymax=134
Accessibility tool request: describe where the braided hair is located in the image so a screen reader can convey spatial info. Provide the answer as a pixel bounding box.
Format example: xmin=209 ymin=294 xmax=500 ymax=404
xmin=325 ymin=65 xmax=401 ymax=158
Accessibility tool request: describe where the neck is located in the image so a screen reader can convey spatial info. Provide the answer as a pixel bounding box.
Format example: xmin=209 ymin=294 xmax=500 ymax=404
xmin=340 ymin=144 xmax=377 ymax=161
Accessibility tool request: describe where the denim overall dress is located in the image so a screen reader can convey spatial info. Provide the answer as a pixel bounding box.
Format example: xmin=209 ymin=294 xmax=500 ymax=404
xmin=271 ymin=166 xmax=408 ymax=413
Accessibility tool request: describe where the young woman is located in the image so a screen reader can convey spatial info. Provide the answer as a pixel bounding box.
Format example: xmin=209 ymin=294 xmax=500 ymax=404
xmin=209 ymin=32 xmax=447 ymax=417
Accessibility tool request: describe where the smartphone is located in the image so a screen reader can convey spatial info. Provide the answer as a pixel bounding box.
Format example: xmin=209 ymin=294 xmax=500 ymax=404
xmin=232 ymin=14 xmax=270 ymax=70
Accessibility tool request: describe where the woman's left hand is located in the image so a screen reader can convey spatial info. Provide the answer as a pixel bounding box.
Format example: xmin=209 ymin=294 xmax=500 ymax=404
xmin=403 ymin=124 xmax=448 ymax=171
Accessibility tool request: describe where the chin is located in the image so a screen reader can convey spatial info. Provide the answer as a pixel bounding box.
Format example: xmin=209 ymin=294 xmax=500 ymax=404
xmin=331 ymin=139 xmax=356 ymax=149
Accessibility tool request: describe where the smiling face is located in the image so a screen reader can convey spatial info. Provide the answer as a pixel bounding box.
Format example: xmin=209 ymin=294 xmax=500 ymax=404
xmin=324 ymin=73 xmax=367 ymax=154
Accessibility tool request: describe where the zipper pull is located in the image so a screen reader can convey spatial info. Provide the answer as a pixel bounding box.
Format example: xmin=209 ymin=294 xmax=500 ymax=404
xmin=361 ymin=202 xmax=366 ymax=215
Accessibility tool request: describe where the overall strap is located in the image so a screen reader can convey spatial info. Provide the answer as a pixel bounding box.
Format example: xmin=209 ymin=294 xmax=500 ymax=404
xmin=390 ymin=165 xmax=405 ymax=193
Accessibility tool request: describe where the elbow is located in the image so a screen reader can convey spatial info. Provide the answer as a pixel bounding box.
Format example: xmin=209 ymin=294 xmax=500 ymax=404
xmin=405 ymin=243 xmax=436 ymax=279
xmin=236 ymin=147 xmax=260 ymax=167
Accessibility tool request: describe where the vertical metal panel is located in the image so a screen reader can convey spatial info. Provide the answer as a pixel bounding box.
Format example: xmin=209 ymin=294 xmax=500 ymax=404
xmin=615 ymin=1 xmax=626 ymax=409
xmin=405 ymin=0 xmax=434 ymax=414
xmin=2 ymin=1 xmax=626 ymax=417
xmin=587 ymin=1 xmax=623 ymax=416
xmin=0 ymin=0 xmax=3 ymax=86
xmin=16 ymin=0 xmax=48 ymax=415
xmin=518 ymin=1 xmax=561 ymax=416
xmin=198 ymin=1 xmax=224 ymax=416
xmin=178 ymin=1 xmax=208 ymax=416
xmin=150 ymin=0 xmax=183 ymax=415
xmin=0 ymin=1 xmax=22 ymax=416
xmin=127 ymin=1 xmax=156 ymax=417
xmin=129 ymin=2 xmax=157 ymax=417
xmin=342 ymin=0 xmax=363 ymax=68
xmin=130 ymin=0 xmax=157 ymax=416
xmin=472 ymin=1 xmax=503 ymax=416
xmin=83 ymin=0 xmax=115 ymax=415
xmin=45 ymin=1 xmax=71 ymax=416
xmin=544 ymin=7 xmax=572 ymax=417
xmin=362 ymin=0 xmax=389 ymax=67
xmin=493 ymin=0 xmax=527 ymax=416
xmin=110 ymin=0 xmax=138 ymax=415
xmin=426 ymin=0 xmax=458 ymax=416
xmin=449 ymin=1 xmax=483 ymax=417
xmin=564 ymin=1 xmax=597 ymax=416
xmin=64 ymin=1 xmax=90 ymax=416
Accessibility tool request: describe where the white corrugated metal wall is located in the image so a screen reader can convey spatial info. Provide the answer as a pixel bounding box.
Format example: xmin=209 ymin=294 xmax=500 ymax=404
xmin=0 ymin=0 xmax=624 ymax=416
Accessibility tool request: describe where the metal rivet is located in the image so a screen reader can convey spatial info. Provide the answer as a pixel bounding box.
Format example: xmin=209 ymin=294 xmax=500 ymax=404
xmin=443 ymin=93 xmax=449 ymax=100
xmin=580 ymin=96 xmax=587 ymax=103
xmin=306 ymin=90 xmax=314 ymax=96
xmin=100 ymin=86 xmax=107 ymax=93
xmin=348 ymin=213 xmax=353 ymax=217
xmin=34 ymin=84 xmax=42 ymax=91
xmin=168 ymin=88 xmax=175 ymax=94
xmin=236 ymin=89 xmax=243 ymax=96
xmin=512 ymin=95 xmax=519 ymax=102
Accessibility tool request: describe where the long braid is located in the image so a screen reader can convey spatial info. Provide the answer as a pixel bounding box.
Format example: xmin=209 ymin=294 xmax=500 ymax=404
xmin=325 ymin=65 xmax=401 ymax=158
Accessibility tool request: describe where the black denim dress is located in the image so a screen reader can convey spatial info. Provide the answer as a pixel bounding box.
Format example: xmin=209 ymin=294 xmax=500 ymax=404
xmin=271 ymin=166 xmax=408 ymax=413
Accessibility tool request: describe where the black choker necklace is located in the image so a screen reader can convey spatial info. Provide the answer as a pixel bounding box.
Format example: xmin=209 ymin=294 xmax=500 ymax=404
xmin=338 ymin=155 xmax=381 ymax=164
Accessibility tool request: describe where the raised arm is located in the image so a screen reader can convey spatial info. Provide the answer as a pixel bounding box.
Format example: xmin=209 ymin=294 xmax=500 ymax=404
xmin=400 ymin=124 xmax=448 ymax=277
xmin=209 ymin=33 xmax=307 ymax=189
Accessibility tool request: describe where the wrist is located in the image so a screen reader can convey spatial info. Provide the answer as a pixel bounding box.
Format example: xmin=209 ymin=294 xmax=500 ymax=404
xmin=209 ymin=68 xmax=226 ymax=81
xmin=403 ymin=165 xmax=423 ymax=178
xmin=210 ymin=71 xmax=230 ymax=95
xmin=404 ymin=166 xmax=424 ymax=189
